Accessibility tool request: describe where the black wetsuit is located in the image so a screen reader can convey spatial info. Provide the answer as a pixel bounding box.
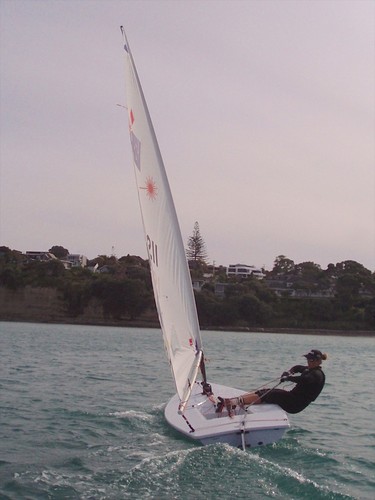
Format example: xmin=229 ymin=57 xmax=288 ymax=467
xmin=256 ymin=365 xmax=325 ymax=414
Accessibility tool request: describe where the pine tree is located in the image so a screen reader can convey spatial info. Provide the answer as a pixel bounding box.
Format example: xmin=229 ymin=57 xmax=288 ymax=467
xmin=186 ymin=221 xmax=208 ymax=263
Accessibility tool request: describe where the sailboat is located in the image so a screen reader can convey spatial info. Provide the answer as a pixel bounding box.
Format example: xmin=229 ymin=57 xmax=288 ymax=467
xmin=121 ymin=28 xmax=289 ymax=449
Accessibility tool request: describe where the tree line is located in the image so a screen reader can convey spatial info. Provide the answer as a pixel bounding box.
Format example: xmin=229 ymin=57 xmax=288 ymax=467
xmin=0 ymin=246 xmax=374 ymax=331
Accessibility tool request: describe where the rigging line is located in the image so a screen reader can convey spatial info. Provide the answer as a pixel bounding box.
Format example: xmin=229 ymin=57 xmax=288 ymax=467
xmin=239 ymin=397 xmax=252 ymax=450
xmin=181 ymin=413 xmax=195 ymax=433
xmin=252 ymin=376 xmax=282 ymax=393
xmin=239 ymin=399 xmax=248 ymax=451
xmin=240 ymin=380 xmax=283 ymax=449
xmin=240 ymin=424 xmax=246 ymax=451
xmin=230 ymin=376 xmax=287 ymax=435
xmin=245 ymin=381 xmax=282 ymax=410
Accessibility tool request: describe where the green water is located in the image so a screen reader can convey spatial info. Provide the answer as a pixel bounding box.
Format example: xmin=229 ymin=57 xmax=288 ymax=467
xmin=0 ymin=322 xmax=374 ymax=499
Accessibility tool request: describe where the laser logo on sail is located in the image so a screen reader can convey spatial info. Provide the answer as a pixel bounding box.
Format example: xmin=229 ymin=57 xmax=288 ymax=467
xmin=143 ymin=177 xmax=158 ymax=200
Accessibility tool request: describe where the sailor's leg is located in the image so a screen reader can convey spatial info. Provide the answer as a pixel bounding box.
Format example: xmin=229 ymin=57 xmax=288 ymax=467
xmin=216 ymin=390 xmax=267 ymax=416
xmin=224 ymin=392 xmax=262 ymax=408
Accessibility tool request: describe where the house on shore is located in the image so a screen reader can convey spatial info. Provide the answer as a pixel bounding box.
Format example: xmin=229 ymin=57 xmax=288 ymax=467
xmin=25 ymin=251 xmax=87 ymax=269
xmin=227 ymin=264 xmax=265 ymax=280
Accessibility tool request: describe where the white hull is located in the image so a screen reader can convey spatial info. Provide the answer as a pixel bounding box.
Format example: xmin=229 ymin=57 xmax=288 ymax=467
xmin=165 ymin=382 xmax=290 ymax=448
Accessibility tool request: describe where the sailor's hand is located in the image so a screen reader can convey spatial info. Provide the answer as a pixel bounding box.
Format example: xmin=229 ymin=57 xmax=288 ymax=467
xmin=280 ymin=371 xmax=290 ymax=382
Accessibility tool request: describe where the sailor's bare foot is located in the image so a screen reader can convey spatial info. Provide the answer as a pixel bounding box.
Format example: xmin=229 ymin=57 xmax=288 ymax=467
xmin=225 ymin=398 xmax=235 ymax=418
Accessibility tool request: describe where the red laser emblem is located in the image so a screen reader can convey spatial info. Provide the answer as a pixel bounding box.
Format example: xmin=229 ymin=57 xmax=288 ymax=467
xmin=142 ymin=177 xmax=158 ymax=200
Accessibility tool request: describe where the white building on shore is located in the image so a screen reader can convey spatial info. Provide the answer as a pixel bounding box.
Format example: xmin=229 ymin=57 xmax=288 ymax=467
xmin=227 ymin=264 xmax=265 ymax=280
xmin=66 ymin=254 xmax=87 ymax=268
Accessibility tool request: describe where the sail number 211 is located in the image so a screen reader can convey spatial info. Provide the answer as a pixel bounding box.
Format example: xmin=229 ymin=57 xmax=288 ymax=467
xmin=147 ymin=235 xmax=158 ymax=267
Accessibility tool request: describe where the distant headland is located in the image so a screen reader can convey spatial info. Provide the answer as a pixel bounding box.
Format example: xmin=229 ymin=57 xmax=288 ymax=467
xmin=0 ymin=246 xmax=374 ymax=335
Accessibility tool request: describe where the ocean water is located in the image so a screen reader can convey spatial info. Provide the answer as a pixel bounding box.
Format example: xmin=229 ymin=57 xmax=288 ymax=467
xmin=0 ymin=322 xmax=374 ymax=500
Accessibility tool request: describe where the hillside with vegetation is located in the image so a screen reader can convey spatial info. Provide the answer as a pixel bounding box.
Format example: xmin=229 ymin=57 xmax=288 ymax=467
xmin=0 ymin=246 xmax=374 ymax=334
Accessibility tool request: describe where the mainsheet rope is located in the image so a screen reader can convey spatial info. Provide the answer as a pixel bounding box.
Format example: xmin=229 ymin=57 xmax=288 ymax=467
xmin=239 ymin=375 xmax=293 ymax=451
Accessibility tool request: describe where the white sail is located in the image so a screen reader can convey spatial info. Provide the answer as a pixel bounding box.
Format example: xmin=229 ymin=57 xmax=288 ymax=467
xmin=121 ymin=30 xmax=290 ymax=449
xmin=122 ymin=29 xmax=203 ymax=410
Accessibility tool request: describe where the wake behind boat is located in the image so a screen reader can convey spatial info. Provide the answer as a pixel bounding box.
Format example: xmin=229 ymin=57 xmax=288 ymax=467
xmin=121 ymin=28 xmax=289 ymax=449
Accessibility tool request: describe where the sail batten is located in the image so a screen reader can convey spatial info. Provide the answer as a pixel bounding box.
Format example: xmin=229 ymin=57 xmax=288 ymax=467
xmin=122 ymin=30 xmax=203 ymax=405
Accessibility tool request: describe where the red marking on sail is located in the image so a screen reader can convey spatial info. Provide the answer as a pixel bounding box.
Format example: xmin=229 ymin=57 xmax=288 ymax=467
xmin=189 ymin=338 xmax=193 ymax=347
xmin=130 ymin=109 xmax=135 ymax=126
xmin=145 ymin=177 xmax=158 ymax=200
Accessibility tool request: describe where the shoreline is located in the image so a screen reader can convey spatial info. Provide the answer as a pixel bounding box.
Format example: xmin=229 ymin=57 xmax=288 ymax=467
xmin=206 ymin=326 xmax=375 ymax=337
xmin=1 ymin=317 xmax=373 ymax=337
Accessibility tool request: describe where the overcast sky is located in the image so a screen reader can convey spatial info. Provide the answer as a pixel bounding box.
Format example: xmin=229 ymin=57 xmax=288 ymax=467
xmin=1 ymin=0 xmax=374 ymax=271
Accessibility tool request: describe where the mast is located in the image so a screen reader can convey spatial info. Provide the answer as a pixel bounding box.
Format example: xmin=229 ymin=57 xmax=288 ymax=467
xmin=121 ymin=28 xmax=205 ymax=411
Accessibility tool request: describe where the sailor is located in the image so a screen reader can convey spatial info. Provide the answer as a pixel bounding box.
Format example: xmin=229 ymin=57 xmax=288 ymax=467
xmin=218 ymin=349 xmax=327 ymax=416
